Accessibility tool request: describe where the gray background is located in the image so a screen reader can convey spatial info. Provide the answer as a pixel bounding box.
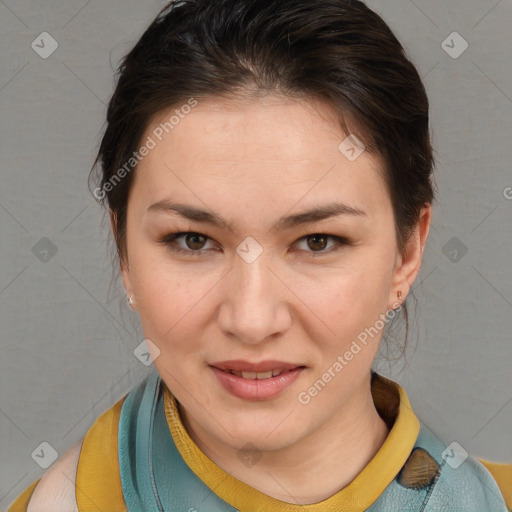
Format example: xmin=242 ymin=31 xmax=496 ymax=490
xmin=1 ymin=0 xmax=511 ymax=507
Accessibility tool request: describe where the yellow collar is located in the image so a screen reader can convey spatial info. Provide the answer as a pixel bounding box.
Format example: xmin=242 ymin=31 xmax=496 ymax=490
xmin=162 ymin=373 xmax=420 ymax=512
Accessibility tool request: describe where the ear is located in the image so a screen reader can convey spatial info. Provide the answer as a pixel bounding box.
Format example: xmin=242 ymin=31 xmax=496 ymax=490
xmin=110 ymin=210 xmax=138 ymax=311
xmin=388 ymin=204 xmax=432 ymax=309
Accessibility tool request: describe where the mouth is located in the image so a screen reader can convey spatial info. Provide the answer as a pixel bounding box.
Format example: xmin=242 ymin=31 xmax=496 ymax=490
xmin=223 ymin=368 xmax=300 ymax=379
xmin=209 ymin=360 xmax=306 ymax=401
xmin=210 ymin=360 xmax=305 ymax=376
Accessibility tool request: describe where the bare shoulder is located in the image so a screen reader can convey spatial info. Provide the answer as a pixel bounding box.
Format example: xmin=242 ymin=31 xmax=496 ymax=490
xmin=26 ymin=439 xmax=82 ymax=512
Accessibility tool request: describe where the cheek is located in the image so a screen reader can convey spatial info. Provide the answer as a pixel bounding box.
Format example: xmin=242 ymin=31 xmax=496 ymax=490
xmin=129 ymin=253 xmax=216 ymax=353
xmin=302 ymin=261 xmax=392 ymax=352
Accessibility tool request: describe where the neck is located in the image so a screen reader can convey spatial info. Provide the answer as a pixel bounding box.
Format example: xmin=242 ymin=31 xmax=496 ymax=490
xmin=180 ymin=375 xmax=390 ymax=505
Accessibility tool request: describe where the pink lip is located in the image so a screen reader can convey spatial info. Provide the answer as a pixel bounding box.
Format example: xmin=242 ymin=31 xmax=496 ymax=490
xmin=210 ymin=359 xmax=302 ymax=373
xmin=209 ymin=361 xmax=305 ymax=401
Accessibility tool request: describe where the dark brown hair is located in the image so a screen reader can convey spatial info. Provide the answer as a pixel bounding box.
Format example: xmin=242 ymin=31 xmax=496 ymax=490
xmin=89 ymin=0 xmax=436 ymax=348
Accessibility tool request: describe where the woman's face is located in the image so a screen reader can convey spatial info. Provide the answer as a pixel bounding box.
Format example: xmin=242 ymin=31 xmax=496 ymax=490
xmin=120 ymin=94 xmax=428 ymax=452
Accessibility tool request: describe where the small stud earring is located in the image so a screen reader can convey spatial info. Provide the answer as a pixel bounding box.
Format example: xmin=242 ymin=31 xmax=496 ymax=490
xmin=397 ymin=291 xmax=402 ymax=300
xmin=127 ymin=295 xmax=135 ymax=305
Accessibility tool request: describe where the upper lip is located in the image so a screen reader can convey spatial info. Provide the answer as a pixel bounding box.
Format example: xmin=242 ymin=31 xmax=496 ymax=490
xmin=210 ymin=360 xmax=304 ymax=373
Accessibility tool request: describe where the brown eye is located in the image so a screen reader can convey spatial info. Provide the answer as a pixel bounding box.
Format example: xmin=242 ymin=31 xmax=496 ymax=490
xmin=293 ymin=233 xmax=350 ymax=256
xmin=306 ymin=234 xmax=329 ymax=251
xmin=185 ymin=233 xmax=207 ymax=250
xmin=158 ymin=231 xmax=215 ymax=256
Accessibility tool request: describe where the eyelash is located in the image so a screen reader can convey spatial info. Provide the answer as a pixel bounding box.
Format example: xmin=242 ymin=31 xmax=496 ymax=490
xmin=158 ymin=231 xmax=351 ymax=258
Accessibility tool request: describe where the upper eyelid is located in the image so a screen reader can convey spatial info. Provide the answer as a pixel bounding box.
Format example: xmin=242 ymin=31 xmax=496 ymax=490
xmin=163 ymin=231 xmax=348 ymax=250
xmin=164 ymin=231 xmax=344 ymax=240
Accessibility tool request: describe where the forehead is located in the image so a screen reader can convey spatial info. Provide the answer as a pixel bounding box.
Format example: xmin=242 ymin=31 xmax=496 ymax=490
xmin=132 ymin=94 xmax=389 ymax=220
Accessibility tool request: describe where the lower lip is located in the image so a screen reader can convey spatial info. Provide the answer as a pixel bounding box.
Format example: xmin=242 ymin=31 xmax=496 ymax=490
xmin=210 ymin=366 xmax=305 ymax=401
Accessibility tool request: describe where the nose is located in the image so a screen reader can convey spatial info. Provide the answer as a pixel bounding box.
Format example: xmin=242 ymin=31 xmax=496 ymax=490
xmin=217 ymin=252 xmax=293 ymax=345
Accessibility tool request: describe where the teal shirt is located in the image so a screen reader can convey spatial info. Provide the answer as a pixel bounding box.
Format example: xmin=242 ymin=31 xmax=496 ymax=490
xmin=118 ymin=370 xmax=508 ymax=511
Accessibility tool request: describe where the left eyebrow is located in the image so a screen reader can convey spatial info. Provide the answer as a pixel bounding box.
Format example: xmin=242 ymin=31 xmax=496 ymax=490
xmin=273 ymin=202 xmax=368 ymax=231
xmin=147 ymin=199 xmax=367 ymax=233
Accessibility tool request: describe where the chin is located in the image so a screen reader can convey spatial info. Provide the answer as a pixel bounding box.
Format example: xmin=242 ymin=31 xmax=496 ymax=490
xmin=222 ymin=412 xmax=305 ymax=449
